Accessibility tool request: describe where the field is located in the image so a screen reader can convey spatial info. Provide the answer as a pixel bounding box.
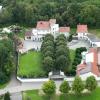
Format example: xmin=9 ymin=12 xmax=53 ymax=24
xmin=18 ymin=51 xmax=46 ymax=78
xmin=23 ymin=88 xmax=100 ymax=100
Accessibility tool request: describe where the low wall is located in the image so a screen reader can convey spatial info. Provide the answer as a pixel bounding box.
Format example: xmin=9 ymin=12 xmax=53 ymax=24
xmin=17 ymin=76 xmax=49 ymax=83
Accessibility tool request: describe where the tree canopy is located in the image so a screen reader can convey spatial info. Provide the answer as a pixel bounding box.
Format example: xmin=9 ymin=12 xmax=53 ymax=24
xmin=0 ymin=0 xmax=100 ymax=27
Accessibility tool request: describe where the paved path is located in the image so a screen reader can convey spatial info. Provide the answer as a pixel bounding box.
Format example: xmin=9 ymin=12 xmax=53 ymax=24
xmin=10 ymin=92 xmax=22 ymax=100
xmin=68 ymin=40 xmax=90 ymax=50
xmin=0 ymin=80 xmax=62 ymax=96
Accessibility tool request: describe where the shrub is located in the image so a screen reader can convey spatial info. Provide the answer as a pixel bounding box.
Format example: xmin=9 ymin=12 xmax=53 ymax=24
xmin=86 ymin=76 xmax=97 ymax=91
xmin=72 ymin=76 xmax=84 ymax=95
xmin=4 ymin=92 xmax=10 ymax=100
xmin=60 ymin=81 xmax=70 ymax=93
xmin=42 ymin=80 xmax=56 ymax=95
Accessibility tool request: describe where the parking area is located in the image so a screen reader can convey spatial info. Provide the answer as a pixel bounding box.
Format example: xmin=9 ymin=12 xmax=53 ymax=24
xmin=68 ymin=40 xmax=90 ymax=50
xmin=23 ymin=40 xmax=42 ymax=51
xmin=22 ymin=39 xmax=90 ymax=52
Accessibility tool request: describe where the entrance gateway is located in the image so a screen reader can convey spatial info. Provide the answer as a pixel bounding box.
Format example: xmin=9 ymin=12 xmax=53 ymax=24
xmin=49 ymin=70 xmax=65 ymax=80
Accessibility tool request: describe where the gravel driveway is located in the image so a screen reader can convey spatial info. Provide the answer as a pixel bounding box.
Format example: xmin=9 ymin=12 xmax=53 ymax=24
xmin=68 ymin=40 xmax=90 ymax=50
xmin=23 ymin=40 xmax=42 ymax=51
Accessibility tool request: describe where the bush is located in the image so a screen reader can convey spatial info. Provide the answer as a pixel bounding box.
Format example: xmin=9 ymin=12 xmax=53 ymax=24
xmin=86 ymin=76 xmax=97 ymax=91
xmin=68 ymin=34 xmax=72 ymax=42
xmin=72 ymin=76 xmax=84 ymax=95
xmin=60 ymin=81 xmax=70 ymax=93
xmin=42 ymin=80 xmax=56 ymax=95
xmin=0 ymin=72 xmax=8 ymax=84
xmin=4 ymin=92 xmax=10 ymax=100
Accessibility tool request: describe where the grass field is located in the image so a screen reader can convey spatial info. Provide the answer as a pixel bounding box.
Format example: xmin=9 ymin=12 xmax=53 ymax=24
xmin=18 ymin=51 xmax=46 ymax=78
xmin=23 ymin=87 xmax=100 ymax=100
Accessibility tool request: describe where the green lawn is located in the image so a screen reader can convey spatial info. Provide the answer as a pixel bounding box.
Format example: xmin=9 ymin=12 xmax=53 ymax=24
xmin=18 ymin=51 xmax=46 ymax=78
xmin=23 ymin=87 xmax=100 ymax=100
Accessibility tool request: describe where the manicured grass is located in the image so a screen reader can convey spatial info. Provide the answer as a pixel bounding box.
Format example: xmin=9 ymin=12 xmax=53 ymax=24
xmin=23 ymin=87 xmax=100 ymax=100
xmin=23 ymin=90 xmax=44 ymax=100
xmin=18 ymin=51 xmax=46 ymax=78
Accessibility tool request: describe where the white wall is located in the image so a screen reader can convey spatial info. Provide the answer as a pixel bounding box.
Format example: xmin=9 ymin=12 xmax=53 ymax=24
xmin=37 ymin=29 xmax=50 ymax=35
xmin=51 ymin=24 xmax=59 ymax=36
xmin=86 ymin=52 xmax=93 ymax=63
xmin=78 ymin=32 xmax=88 ymax=39
xmin=17 ymin=76 xmax=49 ymax=82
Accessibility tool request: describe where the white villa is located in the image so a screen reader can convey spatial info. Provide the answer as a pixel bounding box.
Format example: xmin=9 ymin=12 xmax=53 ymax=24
xmin=25 ymin=19 xmax=70 ymax=41
xmin=77 ymin=24 xmax=100 ymax=47
xmin=77 ymin=24 xmax=88 ymax=39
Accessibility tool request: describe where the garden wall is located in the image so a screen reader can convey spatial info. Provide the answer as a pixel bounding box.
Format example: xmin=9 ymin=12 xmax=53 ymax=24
xmin=17 ymin=76 xmax=49 ymax=82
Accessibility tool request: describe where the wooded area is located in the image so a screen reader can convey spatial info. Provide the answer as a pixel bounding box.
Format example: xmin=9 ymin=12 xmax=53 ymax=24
xmin=0 ymin=0 xmax=100 ymax=27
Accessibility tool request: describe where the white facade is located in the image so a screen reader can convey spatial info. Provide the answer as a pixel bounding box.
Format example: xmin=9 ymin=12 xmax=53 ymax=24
xmin=50 ymin=24 xmax=59 ymax=36
xmin=86 ymin=52 xmax=93 ymax=63
xmin=60 ymin=32 xmax=69 ymax=37
xmin=25 ymin=23 xmax=59 ymax=41
xmin=24 ymin=19 xmax=72 ymax=41
xmin=78 ymin=32 xmax=88 ymax=39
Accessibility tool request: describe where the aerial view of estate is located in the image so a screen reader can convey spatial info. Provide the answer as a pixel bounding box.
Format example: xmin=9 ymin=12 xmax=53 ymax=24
xmin=0 ymin=0 xmax=100 ymax=100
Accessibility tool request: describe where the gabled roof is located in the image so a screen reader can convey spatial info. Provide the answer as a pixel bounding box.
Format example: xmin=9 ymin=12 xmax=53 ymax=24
xmin=25 ymin=30 xmax=32 ymax=36
xmin=77 ymin=24 xmax=88 ymax=33
xmin=59 ymin=27 xmax=70 ymax=33
xmin=77 ymin=48 xmax=100 ymax=76
xmin=36 ymin=21 xmax=50 ymax=30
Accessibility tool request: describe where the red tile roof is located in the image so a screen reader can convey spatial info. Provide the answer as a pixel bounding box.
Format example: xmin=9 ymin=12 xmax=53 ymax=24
xmin=59 ymin=27 xmax=70 ymax=33
xmin=77 ymin=25 xmax=88 ymax=33
xmin=25 ymin=30 xmax=32 ymax=36
xmin=36 ymin=21 xmax=50 ymax=30
xmin=77 ymin=48 xmax=100 ymax=76
xmin=90 ymin=48 xmax=100 ymax=76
